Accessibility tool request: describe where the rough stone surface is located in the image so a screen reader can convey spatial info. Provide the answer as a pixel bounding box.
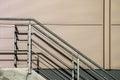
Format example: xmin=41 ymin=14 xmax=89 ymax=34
xmin=0 ymin=68 xmax=46 ymax=80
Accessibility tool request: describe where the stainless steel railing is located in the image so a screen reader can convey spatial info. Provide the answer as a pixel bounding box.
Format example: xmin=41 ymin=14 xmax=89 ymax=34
xmin=0 ymin=18 xmax=118 ymax=80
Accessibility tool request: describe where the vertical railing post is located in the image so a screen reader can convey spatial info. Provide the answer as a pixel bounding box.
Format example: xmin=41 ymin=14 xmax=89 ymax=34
xmin=28 ymin=23 xmax=32 ymax=74
xmin=77 ymin=58 xmax=79 ymax=80
xmin=72 ymin=60 xmax=75 ymax=80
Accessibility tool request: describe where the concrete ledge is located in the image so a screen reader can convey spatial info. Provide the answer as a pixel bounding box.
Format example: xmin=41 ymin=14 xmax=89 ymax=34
xmin=0 ymin=68 xmax=46 ymax=80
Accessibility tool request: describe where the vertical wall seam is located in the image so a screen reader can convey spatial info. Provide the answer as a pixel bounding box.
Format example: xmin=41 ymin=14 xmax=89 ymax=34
xmin=109 ymin=0 xmax=111 ymax=69
xmin=103 ymin=0 xmax=105 ymax=69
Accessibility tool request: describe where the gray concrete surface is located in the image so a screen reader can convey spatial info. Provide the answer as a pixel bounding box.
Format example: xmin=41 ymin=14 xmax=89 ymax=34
xmin=0 ymin=68 xmax=46 ymax=80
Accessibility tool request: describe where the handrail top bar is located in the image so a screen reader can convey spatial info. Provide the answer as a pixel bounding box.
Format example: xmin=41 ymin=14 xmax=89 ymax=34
xmin=0 ymin=18 xmax=34 ymax=21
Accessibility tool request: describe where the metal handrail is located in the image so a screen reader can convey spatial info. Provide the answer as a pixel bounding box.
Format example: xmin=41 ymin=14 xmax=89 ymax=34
xmin=0 ymin=18 xmax=105 ymax=70
xmin=0 ymin=18 xmax=32 ymax=21
xmin=32 ymin=19 xmax=117 ymax=80
xmin=0 ymin=18 xmax=117 ymax=80
xmin=32 ymin=28 xmax=111 ymax=79
xmin=32 ymin=25 xmax=107 ymax=80
xmin=32 ymin=20 xmax=118 ymax=80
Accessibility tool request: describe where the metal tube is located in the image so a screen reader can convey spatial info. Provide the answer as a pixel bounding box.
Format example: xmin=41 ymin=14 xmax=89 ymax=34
xmin=0 ymin=18 xmax=32 ymax=21
xmin=77 ymin=58 xmax=79 ymax=80
xmin=72 ymin=60 xmax=75 ymax=80
xmin=28 ymin=24 xmax=32 ymax=74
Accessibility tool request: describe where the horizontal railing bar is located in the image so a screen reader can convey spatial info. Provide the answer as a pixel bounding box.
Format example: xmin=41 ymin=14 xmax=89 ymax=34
xmin=0 ymin=18 xmax=32 ymax=21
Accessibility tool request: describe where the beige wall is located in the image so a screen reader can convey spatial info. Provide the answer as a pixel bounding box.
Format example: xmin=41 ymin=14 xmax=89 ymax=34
xmin=111 ymin=0 xmax=120 ymax=69
xmin=0 ymin=0 xmax=103 ymax=24
xmin=0 ymin=0 xmax=120 ymax=69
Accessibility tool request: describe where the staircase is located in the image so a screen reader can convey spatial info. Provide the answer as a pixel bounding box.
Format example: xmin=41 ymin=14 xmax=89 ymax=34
xmin=0 ymin=18 xmax=118 ymax=80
